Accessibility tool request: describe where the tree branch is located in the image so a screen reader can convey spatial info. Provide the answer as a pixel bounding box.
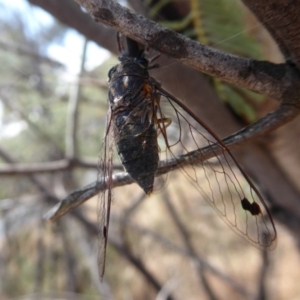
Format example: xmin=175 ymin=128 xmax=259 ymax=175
xmin=72 ymin=0 xmax=300 ymax=102
xmin=221 ymin=103 xmax=300 ymax=148
xmin=242 ymin=0 xmax=300 ymax=68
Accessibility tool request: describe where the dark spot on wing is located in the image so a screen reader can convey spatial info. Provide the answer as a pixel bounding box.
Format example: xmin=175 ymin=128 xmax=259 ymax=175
xmin=241 ymin=198 xmax=262 ymax=216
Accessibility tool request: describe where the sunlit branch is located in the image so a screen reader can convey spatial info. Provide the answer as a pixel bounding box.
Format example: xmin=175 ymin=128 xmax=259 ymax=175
xmin=73 ymin=0 xmax=300 ymax=102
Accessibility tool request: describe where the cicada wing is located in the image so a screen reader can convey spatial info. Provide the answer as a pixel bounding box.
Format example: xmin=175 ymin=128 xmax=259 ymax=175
xmin=97 ymin=109 xmax=114 ymax=280
xmin=155 ymin=85 xmax=277 ymax=250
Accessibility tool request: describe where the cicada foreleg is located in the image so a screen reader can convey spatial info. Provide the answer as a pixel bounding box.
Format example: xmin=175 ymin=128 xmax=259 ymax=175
xmin=155 ymin=117 xmax=172 ymax=151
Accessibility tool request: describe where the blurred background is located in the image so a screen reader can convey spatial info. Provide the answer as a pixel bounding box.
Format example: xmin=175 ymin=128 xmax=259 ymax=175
xmin=0 ymin=0 xmax=300 ymax=299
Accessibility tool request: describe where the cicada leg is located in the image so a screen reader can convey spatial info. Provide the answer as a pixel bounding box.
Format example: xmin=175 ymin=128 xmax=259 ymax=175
xmin=156 ymin=117 xmax=172 ymax=151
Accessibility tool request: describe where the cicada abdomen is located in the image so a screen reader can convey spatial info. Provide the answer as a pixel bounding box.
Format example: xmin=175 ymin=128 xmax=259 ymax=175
xmin=108 ymin=48 xmax=159 ymax=195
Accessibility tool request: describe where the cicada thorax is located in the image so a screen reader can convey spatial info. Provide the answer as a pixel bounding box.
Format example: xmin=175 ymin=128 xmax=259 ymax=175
xmin=108 ymin=54 xmax=159 ymax=195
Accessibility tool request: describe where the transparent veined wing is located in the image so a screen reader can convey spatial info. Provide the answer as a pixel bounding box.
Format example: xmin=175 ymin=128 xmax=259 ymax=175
xmin=152 ymin=82 xmax=277 ymax=250
xmin=97 ymin=109 xmax=114 ymax=281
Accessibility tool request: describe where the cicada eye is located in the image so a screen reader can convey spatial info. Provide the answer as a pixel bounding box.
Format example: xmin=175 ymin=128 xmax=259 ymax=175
xmin=108 ymin=66 xmax=117 ymax=80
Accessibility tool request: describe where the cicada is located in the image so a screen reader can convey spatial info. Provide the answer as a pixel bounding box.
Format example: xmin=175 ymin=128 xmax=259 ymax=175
xmin=98 ymin=37 xmax=277 ymax=279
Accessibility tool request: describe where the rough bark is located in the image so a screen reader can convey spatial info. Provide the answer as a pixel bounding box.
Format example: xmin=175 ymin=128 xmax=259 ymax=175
xmin=242 ymin=0 xmax=300 ymax=67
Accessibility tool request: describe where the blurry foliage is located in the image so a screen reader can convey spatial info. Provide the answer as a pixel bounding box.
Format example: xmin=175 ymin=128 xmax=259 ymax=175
xmin=0 ymin=3 xmax=109 ymax=297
